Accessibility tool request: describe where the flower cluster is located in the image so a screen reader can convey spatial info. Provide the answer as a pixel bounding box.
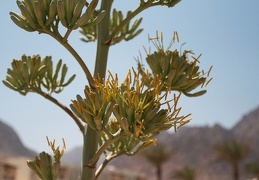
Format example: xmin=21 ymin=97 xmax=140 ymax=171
xmin=137 ymin=32 xmax=212 ymax=97
xmin=71 ymin=69 xmax=189 ymax=139
xmin=3 ymin=55 xmax=75 ymax=95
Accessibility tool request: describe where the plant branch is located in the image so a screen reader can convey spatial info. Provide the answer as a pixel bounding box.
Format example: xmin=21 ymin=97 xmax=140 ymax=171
xmin=63 ymin=28 xmax=73 ymax=43
xmin=61 ymin=42 xmax=95 ymax=87
xmin=95 ymin=140 xmax=152 ymax=179
xmin=35 ymin=90 xmax=84 ymax=132
xmin=95 ymin=152 xmax=124 ymax=179
xmin=107 ymin=1 xmax=153 ymax=43
xmin=89 ymin=130 xmax=125 ymax=166
xmin=42 ymin=28 xmax=95 ymax=88
xmin=62 ymin=42 xmax=95 ymax=86
xmin=103 ymin=127 xmax=114 ymax=139
xmin=108 ymin=0 xmax=180 ymax=43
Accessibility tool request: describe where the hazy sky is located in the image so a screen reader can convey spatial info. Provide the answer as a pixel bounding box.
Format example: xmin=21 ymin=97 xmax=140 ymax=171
xmin=1 ymin=1 xmax=259 ymax=153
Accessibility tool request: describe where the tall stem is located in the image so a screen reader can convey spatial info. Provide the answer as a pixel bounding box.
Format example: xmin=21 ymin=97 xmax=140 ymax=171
xmin=94 ymin=0 xmax=113 ymax=78
xmin=81 ymin=125 xmax=100 ymax=180
xmin=81 ymin=0 xmax=113 ymax=179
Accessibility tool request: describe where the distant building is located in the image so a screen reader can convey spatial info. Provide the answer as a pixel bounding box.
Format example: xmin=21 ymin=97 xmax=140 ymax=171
xmin=0 ymin=156 xmax=146 ymax=180
xmin=57 ymin=165 xmax=81 ymax=180
xmin=0 ymin=156 xmax=39 ymax=180
xmin=0 ymin=160 xmax=16 ymax=180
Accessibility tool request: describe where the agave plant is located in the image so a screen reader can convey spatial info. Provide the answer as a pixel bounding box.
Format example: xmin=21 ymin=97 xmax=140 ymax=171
xmin=4 ymin=1 xmax=212 ymax=179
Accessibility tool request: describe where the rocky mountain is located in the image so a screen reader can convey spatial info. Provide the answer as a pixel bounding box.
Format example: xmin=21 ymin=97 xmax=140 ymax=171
xmin=0 ymin=119 xmax=36 ymax=158
xmin=109 ymin=115 xmax=259 ymax=180
xmin=62 ymin=146 xmax=82 ymax=164
xmin=232 ymin=107 xmax=259 ymax=161
xmin=109 ymin=125 xmax=234 ymax=180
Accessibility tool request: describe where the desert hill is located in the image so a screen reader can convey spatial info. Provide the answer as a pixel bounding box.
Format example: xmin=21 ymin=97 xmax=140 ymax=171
xmin=0 ymin=119 xmax=36 ymax=157
xmin=1 ymin=106 xmax=259 ymax=179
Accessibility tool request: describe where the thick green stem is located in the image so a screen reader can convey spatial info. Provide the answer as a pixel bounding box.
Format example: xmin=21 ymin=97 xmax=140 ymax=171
xmin=81 ymin=1 xmax=113 ymax=180
xmin=81 ymin=125 xmax=100 ymax=180
xmin=94 ymin=0 xmax=113 ymax=77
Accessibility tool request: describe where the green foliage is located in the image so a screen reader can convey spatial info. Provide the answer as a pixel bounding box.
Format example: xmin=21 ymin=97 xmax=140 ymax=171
xmin=245 ymin=160 xmax=259 ymax=178
xmin=101 ymin=120 xmax=144 ymax=155
xmin=80 ymin=9 xmax=143 ymax=44
xmin=11 ymin=0 xmax=104 ymax=31
xmin=70 ymin=69 xmax=192 ymax=139
xmin=142 ymin=143 xmax=173 ymax=180
xmin=137 ymin=32 xmax=212 ymax=97
xmin=143 ymin=143 xmax=173 ymax=165
xmin=214 ymin=139 xmax=251 ymax=164
xmin=214 ymin=139 xmax=251 ymax=180
xmin=2 ymin=55 xmax=75 ymax=95
xmin=173 ymin=166 xmax=196 ymax=180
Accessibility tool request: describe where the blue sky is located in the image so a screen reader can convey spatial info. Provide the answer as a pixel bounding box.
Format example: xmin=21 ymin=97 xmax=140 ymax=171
xmin=1 ymin=1 xmax=259 ymax=153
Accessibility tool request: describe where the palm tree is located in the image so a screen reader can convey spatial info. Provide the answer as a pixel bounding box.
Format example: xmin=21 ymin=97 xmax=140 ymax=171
xmin=214 ymin=139 xmax=251 ymax=180
xmin=172 ymin=166 xmax=196 ymax=180
xmin=245 ymin=159 xmax=259 ymax=180
xmin=142 ymin=143 xmax=173 ymax=180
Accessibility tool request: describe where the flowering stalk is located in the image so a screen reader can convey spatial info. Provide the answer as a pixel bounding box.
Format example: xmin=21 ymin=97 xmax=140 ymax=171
xmin=4 ymin=1 xmax=213 ymax=180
